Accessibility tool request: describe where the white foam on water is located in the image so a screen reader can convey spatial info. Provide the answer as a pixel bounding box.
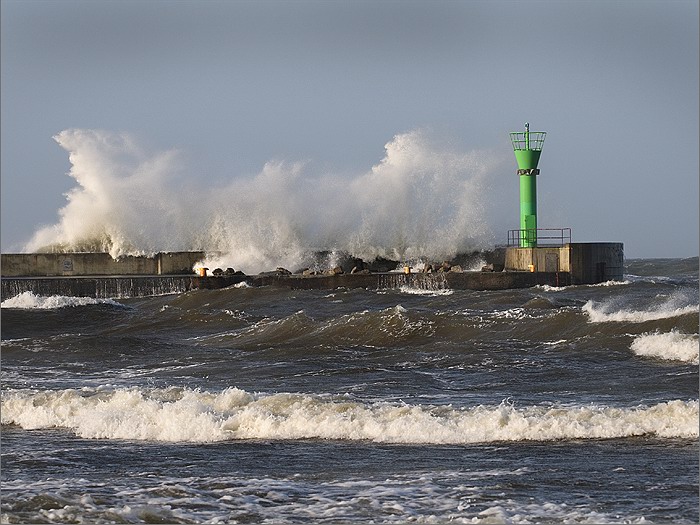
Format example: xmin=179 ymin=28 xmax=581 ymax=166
xmin=589 ymin=279 xmax=631 ymax=287
xmin=490 ymin=307 xmax=545 ymax=320
xmin=0 ymin=471 xmax=655 ymax=525
xmin=398 ymin=285 xmax=453 ymax=296
xmin=583 ymin=294 xmax=699 ymax=323
xmin=0 ymin=291 xmax=121 ymax=309
xmin=631 ymin=330 xmax=699 ymax=364
xmin=535 ymin=284 xmax=566 ymax=292
xmin=464 ymin=501 xmax=652 ymax=524
xmin=625 ymin=274 xmax=678 ymax=285
xmin=24 ymin=129 xmax=506 ymax=274
xmin=536 ymin=280 xmax=630 ymax=293
xmin=542 ymin=339 xmax=569 ymax=346
xmin=2 ymin=387 xmax=696 ymax=444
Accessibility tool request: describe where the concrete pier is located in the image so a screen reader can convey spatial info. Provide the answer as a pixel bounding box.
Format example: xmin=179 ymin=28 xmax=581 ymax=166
xmin=1 ymin=275 xmax=201 ymax=300
xmin=1 ymin=270 xmax=572 ymax=300
xmin=0 ymin=251 xmax=206 ymax=277
xmin=0 ymin=245 xmax=622 ymax=300
xmin=248 ymin=269 xmax=571 ymax=291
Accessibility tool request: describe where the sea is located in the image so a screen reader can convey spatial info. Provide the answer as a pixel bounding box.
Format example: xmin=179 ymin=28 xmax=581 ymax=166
xmin=1 ymin=257 xmax=698 ymax=524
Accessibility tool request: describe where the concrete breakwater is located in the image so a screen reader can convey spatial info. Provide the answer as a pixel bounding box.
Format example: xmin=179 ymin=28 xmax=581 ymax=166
xmin=250 ymin=269 xmax=571 ymax=291
xmin=0 ymin=251 xmax=206 ymax=277
xmin=2 ymin=275 xmax=205 ymax=300
xmin=1 ymin=270 xmax=571 ymax=300
xmin=0 ymin=250 xmax=504 ymax=278
xmin=1 ymin=243 xmax=622 ymax=300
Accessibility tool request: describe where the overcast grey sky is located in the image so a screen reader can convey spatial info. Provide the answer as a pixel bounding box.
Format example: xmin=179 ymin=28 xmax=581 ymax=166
xmin=2 ymin=0 xmax=698 ymax=259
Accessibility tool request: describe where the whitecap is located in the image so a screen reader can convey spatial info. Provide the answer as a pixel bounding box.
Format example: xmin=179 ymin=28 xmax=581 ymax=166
xmin=631 ymin=330 xmax=699 ymax=364
xmin=1 ymin=291 xmax=121 ymax=309
xmin=2 ymin=387 xmax=696 ymax=444
xmin=583 ymin=295 xmax=698 ymax=323
xmin=398 ymin=286 xmax=453 ymax=296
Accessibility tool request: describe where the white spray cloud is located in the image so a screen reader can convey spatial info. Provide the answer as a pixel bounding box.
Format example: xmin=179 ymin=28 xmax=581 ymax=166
xmin=25 ymin=129 xmax=507 ymax=273
xmin=26 ymin=129 xmax=206 ymax=257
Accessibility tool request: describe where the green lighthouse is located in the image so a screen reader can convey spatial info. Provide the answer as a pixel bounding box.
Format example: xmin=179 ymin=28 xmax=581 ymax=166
xmin=510 ymin=123 xmax=546 ymax=247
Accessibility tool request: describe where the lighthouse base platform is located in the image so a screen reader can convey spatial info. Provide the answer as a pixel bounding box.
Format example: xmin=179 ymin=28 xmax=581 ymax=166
xmin=505 ymin=243 xmax=624 ymax=284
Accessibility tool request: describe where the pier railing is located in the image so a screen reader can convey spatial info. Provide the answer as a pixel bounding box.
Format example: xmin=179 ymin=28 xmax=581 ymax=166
xmin=507 ymin=228 xmax=572 ymax=247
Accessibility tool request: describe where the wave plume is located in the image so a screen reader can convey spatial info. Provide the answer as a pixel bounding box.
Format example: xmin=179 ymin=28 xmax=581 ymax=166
xmin=25 ymin=129 xmax=505 ymax=274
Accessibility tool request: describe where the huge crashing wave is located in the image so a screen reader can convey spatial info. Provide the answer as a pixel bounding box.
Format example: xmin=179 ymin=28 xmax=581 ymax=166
xmin=25 ymin=129 xmax=509 ymax=274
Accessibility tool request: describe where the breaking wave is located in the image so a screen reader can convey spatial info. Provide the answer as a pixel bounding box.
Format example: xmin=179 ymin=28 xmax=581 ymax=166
xmin=631 ymin=330 xmax=699 ymax=364
xmin=2 ymin=387 xmax=696 ymax=444
xmin=0 ymin=291 xmax=121 ymax=310
xmin=583 ymin=295 xmax=699 ymax=323
xmin=25 ymin=129 xmax=506 ymax=274
xmin=397 ymin=285 xmax=454 ymax=296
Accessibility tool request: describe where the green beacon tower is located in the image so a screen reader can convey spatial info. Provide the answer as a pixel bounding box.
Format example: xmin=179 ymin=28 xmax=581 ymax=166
xmin=510 ymin=123 xmax=546 ymax=247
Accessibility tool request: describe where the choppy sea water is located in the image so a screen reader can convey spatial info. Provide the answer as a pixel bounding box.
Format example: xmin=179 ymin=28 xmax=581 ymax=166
xmin=1 ymin=258 xmax=698 ymax=524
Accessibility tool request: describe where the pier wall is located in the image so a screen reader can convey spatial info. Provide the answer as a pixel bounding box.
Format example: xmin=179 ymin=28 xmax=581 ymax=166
xmin=1 ymin=275 xmax=204 ymax=300
xmin=1 ymin=252 xmax=205 ymax=277
xmin=252 ymin=271 xmax=571 ymax=291
xmin=1 ymin=271 xmax=571 ymax=300
xmin=1 ymin=245 xmax=622 ymax=300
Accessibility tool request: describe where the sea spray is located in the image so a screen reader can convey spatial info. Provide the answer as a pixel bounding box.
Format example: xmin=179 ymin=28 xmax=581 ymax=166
xmin=25 ymin=129 xmax=505 ymax=274
xmin=26 ymin=129 xmax=207 ymax=258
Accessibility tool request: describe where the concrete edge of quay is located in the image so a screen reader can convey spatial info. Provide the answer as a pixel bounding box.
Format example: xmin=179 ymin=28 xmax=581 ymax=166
xmin=1 ymin=270 xmax=574 ymax=300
